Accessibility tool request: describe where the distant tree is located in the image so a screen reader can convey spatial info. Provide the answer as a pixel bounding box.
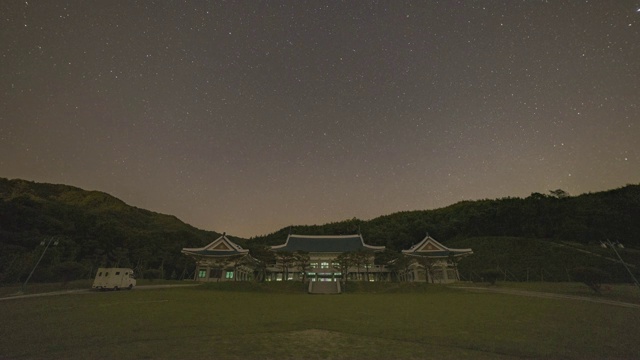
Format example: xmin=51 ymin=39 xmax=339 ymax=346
xmin=549 ymin=189 xmax=570 ymax=199
xmin=351 ymin=250 xmax=367 ymax=281
xmin=293 ymin=251 xmax=311 ymax=282
xmin=143 ymin=269 xmax=162 ymax=282
xmin=225 ymin=255 xmax=247 ymax=282
xmin=447 ymin=253 xmax=461 ymax=281
xmin=374 ymin=249 xmax=400 ymax=282
xmin=389 ymin=255 xmax=415 ymax=282
xmin=275 ymin=251 xmax=295 ymax=281
xmin=416 ymin=256 xmax=437 ymax=283
xmin=528 ymin=192 xmax=548 ymax=200
xmin=362 ymin=251 xmax=375 ymax=281
xmin=110 ymin=247 xmax=131 ymax=268
xmin=570 ymin=266 xmax=610 ymax=294
xmin=480 ymin=269 xmax=502 ymax=285
xmin=52 ymin=261 xmax=87 ymax=286
xmin=374 ymin=249 xmax=399 ymax=265
xmin=335 ymin=252 xmax=354 ymax=283
xmin=248 ymin=245 xmax=275 ymax=282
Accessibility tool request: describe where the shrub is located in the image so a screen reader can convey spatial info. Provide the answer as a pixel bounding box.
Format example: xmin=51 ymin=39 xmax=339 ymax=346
xmin=480 ymin=269 xmax=502 ymax=285
xmin=52 ymin=261 xmax=87 ymax=285
xmin=143 ymin=269 xmax=162 ymax=281
xmin=570 ymin=266 xmax=609 ymax=294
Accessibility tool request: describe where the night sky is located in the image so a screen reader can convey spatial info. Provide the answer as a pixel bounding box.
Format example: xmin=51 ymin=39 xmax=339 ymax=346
xmin=2 ymin=1 xmax=639 ymax=238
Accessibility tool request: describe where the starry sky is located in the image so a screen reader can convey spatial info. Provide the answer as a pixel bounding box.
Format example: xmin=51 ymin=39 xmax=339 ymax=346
xmin=1 ymin=1 xmax=639 ymax=238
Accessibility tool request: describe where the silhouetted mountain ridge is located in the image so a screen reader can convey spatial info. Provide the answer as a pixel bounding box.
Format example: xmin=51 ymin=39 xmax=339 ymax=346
xmin=0 ymin=178 xmax=220 ymax=282
xmin=251 ymin=184 xmax=640 ymax=251
xmin=1 ymin=177 xmax=638 ymax=283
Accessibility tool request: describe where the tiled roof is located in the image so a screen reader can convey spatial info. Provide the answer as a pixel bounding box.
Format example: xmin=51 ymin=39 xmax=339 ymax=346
xmin=402 ymin=235 xmax=473 ymax=258
xmin=271 ymin=234 xmax=385 ymax=253
xmin=183 ymin=249 xmax=246 ymax=257
xmin=182 ymin=234 xmax=249 ymax=258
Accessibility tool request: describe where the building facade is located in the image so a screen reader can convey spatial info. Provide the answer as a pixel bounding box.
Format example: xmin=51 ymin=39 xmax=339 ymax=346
xmin=181 ymin=234 xmax=255 ymax=282
xmin=182 ymin=233 xmax=472 ymax=283
xmin=269 ymin=234 xmax=387 ymax=282
xmin=400 ymin=235 xmax=473 ymax=283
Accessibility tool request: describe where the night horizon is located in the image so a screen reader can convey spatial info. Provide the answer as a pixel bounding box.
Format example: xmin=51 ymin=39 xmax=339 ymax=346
xmin=2 ymin=1 xmax=638 ymax=238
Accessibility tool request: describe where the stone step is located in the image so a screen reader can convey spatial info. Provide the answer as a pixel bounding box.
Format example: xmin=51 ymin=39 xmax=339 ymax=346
xmin=308 ymin=281 xmax=341 ymax=294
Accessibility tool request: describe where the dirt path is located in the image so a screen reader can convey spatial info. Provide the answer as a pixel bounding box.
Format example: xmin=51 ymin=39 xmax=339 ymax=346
xmin=449 ymin=286 xmax=640 ymax=309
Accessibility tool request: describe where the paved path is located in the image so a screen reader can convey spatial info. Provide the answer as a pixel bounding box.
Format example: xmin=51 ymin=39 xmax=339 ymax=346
xmin=0 ymin=283 xmax=201 ymax=301
xmin=449 ymin=286 xmax=640 ymax=309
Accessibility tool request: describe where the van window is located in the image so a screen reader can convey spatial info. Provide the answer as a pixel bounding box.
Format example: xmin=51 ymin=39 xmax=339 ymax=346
xmin=98 ymin=272 xmax=102 ymax=277
xmin=116 ymin=272 xmax=120 ymax=275
xmin=105 ymin=272 xmax=109 ymax=276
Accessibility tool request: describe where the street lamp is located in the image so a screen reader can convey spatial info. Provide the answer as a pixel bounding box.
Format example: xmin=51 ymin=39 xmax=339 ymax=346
xmin=22 ymin=237 xmax=59 ymax=293
xmin=600 ymin=239 xmax=640 ymax=291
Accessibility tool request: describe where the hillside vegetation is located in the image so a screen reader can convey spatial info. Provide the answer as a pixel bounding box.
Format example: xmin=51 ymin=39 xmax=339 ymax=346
xmin=0 ymin=178 xmax=220 ymax=283
xmin=250 ymin=185 xmax=640 ymax=249
xmin=1 ymin=177 xmax=639 ymax=285
xmin=250 ymin=184 xmax=640 ymax=283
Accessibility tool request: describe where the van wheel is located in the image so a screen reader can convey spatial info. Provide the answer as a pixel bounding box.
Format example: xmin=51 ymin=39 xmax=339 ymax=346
xmin=127 ymin=284 xmax=133 ymax=290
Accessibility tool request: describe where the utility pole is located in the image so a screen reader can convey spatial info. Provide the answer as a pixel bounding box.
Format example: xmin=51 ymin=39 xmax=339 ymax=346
xmin=601 ymin=239 xmax=640 ymax=292
xmin=22 ymin=237 xmax=59 ymax=293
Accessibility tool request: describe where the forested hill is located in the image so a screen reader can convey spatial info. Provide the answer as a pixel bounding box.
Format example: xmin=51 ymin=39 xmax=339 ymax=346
xmin=2 ymin=177 xmax=638 ymax=284
xmin=0 ymin=178 xmax=221 ymax=282
xmin=249 ymin=184 xmax=640 ymax=251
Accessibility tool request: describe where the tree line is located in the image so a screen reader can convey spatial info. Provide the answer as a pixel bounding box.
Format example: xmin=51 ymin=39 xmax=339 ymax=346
xmin=249 ymin=185 xmax=640 ymax=251
xmin=1 ymin=177 xmax=638 ymax=284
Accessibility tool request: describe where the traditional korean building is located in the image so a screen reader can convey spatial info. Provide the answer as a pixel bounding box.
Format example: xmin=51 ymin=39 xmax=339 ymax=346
xmin=269 ymin=234 xmax=387 ymax=282
xmin=181 ymin=233 xmax=255 ymax=282
xmin=400 ymin=234 xmax=473 ymax=283
xmin=182 ymin=232 xmax=472 ymax=284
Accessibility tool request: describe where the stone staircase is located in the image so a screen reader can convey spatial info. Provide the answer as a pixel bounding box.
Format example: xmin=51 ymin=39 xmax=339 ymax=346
xmin=308 ymin=281 xmax=341 ymax=294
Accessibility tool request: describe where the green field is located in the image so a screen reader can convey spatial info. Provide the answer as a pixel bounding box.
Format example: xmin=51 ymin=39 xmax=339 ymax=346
xmin=1 ymin=283 xmax=639 ymax=359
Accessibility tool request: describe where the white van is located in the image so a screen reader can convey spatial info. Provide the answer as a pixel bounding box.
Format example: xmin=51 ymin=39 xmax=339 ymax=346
xmin=92 ymin=268 xmax=136 ymax=290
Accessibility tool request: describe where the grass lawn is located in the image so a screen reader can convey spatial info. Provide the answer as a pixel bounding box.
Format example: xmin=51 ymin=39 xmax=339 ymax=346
xmin=452 ymin=281 xmax=640 ymax=305
xmin=1 ymin=283 xmax=639 ymax=359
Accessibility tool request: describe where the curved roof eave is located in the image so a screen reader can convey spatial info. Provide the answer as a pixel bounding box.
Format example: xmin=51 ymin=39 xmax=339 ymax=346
xmin=271 ymin=234 xmax=385 ymax=253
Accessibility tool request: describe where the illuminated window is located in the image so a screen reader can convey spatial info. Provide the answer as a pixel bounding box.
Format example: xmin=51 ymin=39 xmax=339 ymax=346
xmin=320 ymin=262 xmax=329 ymax=269
xmin=310 ymin=262 xmax=318 ymax=268
xmin=198 ymin=269 xmax=207 ymax=278
xmin=225 ymin=271 xmax=234 ymax=279
xmin=333 ymin=262 xmax=340 ymax=268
